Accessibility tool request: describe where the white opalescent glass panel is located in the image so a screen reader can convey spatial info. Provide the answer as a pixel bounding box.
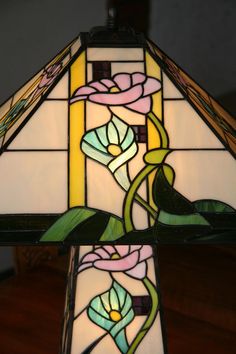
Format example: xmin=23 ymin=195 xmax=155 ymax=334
xmin=135 ymin=313 xmax=164 ymax=354
xmin=109 ymin=106 xmax=145 ymax=125
xmin=162 ymin=72 xmax=184 ymax=99
xmin=3 ymin=96 xmax=41 ymax=146
xmin=129 ymin=144 xmax=148 ymax=230
xmin=47 ymin=72 xmax=69 ymax=99
xmin=166 ymin=151 xmax=236 ymax=208
xmin=0 ymin=151 xmax=67 ymax=213
xmin=8 ymin=101 xmax=68 ymax=149
xmin=74 ymin=267 xmax=112 ymax=316
xmin=70 ymin=246 xmax=164 ymax=354
xmin=86 ymin=158 xmax=125 ymax=217
xmin=164 ymin=100 xmax=224 ymax=148
xmin=87 ymin=48 xmax=144 ymax=61
xmin=71 ymin=311 xmax=106 ymax=354
xmin=86 ymin=102 xmax=111 ymax=131
xmin=111 ymin=62 xmax=145 ymax=76
xmin=87 ymin=63 xmax=93 ymax=82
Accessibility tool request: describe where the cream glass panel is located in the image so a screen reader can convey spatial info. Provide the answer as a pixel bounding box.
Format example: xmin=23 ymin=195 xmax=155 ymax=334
xmin=162 ymin=72 xmax=184 ymax=99
xmin=87 ymin=63 xmax=93 ymax=82
xmin=129 ymin=144 xmax=148 ymax=230
xmin=165 ymin=100 xmax=224 ymax=148
xmin=135 ymin=313 xmax=164 ymax=354
xmin=3 ymin=96 xmax=41 ymax=146
xmin=8 ymin=101 xmax=68 ymax=149
xmin=111 ymin=62 xmax=145 ymax=76
xmin=109 ymin=106 xmax=145 ymax=125
xmin=166 ymin=150 xmax=236 ymax=208
xmin=71 ymin=311 xmax=106 ymax=354
xmin=86 ymin=102 xmax=111 ymax=130
xmin=87 ymin=48 xmax=144 ymax=61
xmin=0 ymin=151 xmax=67 ymax=213
xmin=47 ymin=72 xmax=69 ymax=99
xmin=86 ymin=158 xmax=125 ymax=217
xmin=74 ymin=267 xmax=112 ymax=316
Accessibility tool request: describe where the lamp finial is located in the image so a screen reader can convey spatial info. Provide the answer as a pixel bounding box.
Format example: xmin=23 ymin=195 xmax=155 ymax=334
xmin=107 ymin=0 xmax=117 ymax=29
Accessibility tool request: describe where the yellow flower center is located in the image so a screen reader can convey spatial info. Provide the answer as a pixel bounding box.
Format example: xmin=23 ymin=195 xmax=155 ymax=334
xmin=109 ymin=310 xmax=122 ymax=322
xmin=111 ymin=252 xmax=120 ymax=260
xmin=110 ymin=87 xmax=120 ymax=93
xmin=108 ymin=144 xmax=122 ymax=156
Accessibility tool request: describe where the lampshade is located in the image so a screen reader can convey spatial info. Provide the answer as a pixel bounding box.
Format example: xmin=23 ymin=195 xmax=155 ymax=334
xmin=61 ymin=245 xmax=166 ymax=354
xmin=0 ymin=24 xmax=235 ymax=244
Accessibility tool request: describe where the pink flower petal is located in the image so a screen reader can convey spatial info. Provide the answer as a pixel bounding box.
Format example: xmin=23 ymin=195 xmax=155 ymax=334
xmin=101 ymin=79 xmax=115 ymax=88
xmin=94 ymin=248 xmax=110 ymax=259
xmin=126 ymin=96 xmax=151 ymax=114
xmin=90 ymin=82 xmax=108 ymax=92
xmin=82 ymin=253 xmax=101 ymax=263
xmin=139 ymin=245 xmax=153 ymax=262
xmin=113 ymin=73 xmax=131 ymax=90
xmin=103 ymin=245 xmax=116 ymax=254
xmin=115 ymin=246 xmax=130 ymax=257
xmin=143 ymin=77 xmax=161 ymax=96
xmin=70 ymin=95 xmax=89 ymax=103
xmin=125 ymin=261 xmax=146 ymax=279
xmin=94 ymin=251 xmax=139 ymax=272
xmin=78 ymin=262 xmax=93 ymax=272
xmin=130 ymin=245 xmax=142 ymax=252
xmin=131 ymin=73 xmax=146 ymax=85
xmin=74 ymin=86 xmax=97 ymax=96
xmin=89 ymin=84 xmax=143 ymax=105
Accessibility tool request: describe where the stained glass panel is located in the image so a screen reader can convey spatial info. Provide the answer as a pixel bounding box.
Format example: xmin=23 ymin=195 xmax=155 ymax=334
xmin=0 ymin=37 xmax=235 ymax=243
xmin=62 ymin=246 xmax=165 ymax=354
xmin=148 ymin=40 xmax=236 ymax=156
xmin=0 ymin=36 xmax=81 ymax=151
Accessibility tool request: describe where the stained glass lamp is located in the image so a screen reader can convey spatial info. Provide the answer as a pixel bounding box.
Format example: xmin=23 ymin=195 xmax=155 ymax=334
xmin=0 ymin=22 xmax=235 ymax=243
xmin=0 ymin=3 xmax=235 ymax=353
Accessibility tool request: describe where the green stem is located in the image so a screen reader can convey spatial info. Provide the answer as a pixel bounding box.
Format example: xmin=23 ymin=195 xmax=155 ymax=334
xmin=127 ymin=277 xmax=159 ymax=354
xmin=148 ymin=111 xmax=169 ymax=148
xmin=124 ymin=165 xmax=158 ymax=233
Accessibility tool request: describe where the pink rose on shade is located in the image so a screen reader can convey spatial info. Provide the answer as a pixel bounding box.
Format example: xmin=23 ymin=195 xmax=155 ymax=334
xmin=38 ymin=63 xmax=62 ymax=89
xmin=78 ymin=245 xmax=153 ymax=280
xmin=71 ymin=72 xmax=161 ymax=114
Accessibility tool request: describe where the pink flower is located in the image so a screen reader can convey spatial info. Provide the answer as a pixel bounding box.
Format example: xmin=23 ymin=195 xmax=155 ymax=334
xmin=78 ymin=245 xmax=153 ymax=279
xmin=71 ymin=72 xmax=161 ymax=114
xmin=38 ymin=63 xmax=62 ymax=89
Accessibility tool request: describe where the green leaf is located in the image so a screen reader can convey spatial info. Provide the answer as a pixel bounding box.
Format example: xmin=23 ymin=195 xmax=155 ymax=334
xmin=40 ymin=207 xmax=96 ymax=242
xmin=194 ymin=200 xmax=236 ymax=213
xmin=144 ymin=148 xmax=171 ymax=165
xmin=153 ymin=166 xmax=195 ymax=215
xmin=99 ymin=217 xmax=124 ymax=241
xmin=158 ymin=210 xmax=210 ymax=226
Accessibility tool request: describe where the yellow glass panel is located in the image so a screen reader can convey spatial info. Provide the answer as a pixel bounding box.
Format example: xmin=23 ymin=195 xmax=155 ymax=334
xmin=145 ymin=51 xmax=163 ymax=223
xmin=69 ymin=51 xmax=86 ymax=207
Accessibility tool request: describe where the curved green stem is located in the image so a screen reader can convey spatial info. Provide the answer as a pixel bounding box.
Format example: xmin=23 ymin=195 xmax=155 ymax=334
xmin=148 ymin=111 xmax=169 ymax=148
xmin=127 ymin=277 xmax=159 ymax=354
xmin=124 ymin=165 xmax=158 ymax=233
xmin=135 ymin=194 xmax=157 ymax=219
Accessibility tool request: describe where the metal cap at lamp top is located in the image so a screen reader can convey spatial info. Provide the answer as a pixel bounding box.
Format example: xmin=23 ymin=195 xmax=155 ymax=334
xmin=0 ymin=21 xmax=235 ymax=245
